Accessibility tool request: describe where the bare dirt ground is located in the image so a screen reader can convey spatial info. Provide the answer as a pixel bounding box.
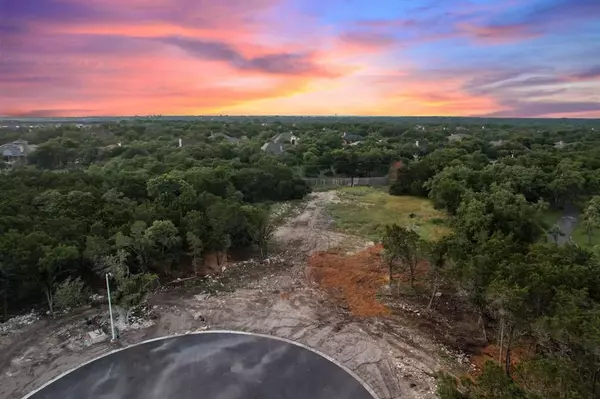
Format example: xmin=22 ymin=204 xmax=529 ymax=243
xmin=0 ymin=192 xmax=458 ymax=399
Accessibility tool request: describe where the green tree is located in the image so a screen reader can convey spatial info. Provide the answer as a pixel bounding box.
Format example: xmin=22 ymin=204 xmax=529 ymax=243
xmin=466 ymin=362 xmax=527 ymax=398
xmin=548 ymin=160 xmax=585 ymax=206
xmin=186 ymin=232 xmax=203 ymax=276
xmin=84 ymin=235 xmax=111 ymax=264
xmin=243 ymin=205 xmax=279 ymax=259
xmin=381 ymin=224 xmax=404 ymax=286
xmin=144 ymin=220 xmax=181 ymax=261
xmin=98 ymin=251 xmax=158 ymax=309
xmin=425 ymin=166 xmax=474 ymax=214
xmin=381 ymin=224 xmax=421 ymax=288
xmin=486 ymin=278 xmax=528 ymax=376
xmin=115 ymin=221 xmax=152 ymax=271
xmin=37 ymin=244 xmax=79 ymax=314
xmin=547 ymin=223 xmax=563 ymax=245
xmin=147 ymin=174 xmax=197 ymax=216
xmin=205 ymin=201 xmax=246 ymax=263
xmin=582 ymin=196 xmax=600 ymax=245
xmin=54 ymin=277 xmax=90 ymax=310
xmin=454 ymin=184 xmax=546 ymax=244
xmin=400 ymin=228 xmax=421 ymax=289
xmin=424 ymin=237 xmax=450 ymax=310
xmin=28 ymin=139 xmax=71 ymax=169
xmin=0 ymin=261 xmax=14 ymax=320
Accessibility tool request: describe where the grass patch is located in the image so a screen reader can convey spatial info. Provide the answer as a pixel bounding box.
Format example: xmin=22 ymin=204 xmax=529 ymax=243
xmin=327 ymin=186 xmax=451 ymax=241
xmin=541 ymin=209 xmax=600 ymax=247
xmin=572 ymin=222 xmax=600 ymax=247
xmin=541 ymin=209 xmax=563 ymax=229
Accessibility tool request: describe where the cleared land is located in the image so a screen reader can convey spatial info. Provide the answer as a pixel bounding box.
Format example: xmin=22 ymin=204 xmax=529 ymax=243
xmin=327 ymin=187 xmax=451 ymax=241
xmin=1 ymin=192 xmax=457 ymax=399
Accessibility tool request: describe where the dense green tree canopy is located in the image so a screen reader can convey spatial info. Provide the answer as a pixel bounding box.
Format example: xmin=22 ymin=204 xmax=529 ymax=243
xmin=2 ymin=117 xmax=600 ymax=397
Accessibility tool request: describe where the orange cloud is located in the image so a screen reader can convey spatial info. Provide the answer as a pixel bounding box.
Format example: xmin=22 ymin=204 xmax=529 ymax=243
xmin=362 ymin=72 xmax=501 ymax=116
xmin=1 ymin=37 xmax=325 ymax=117
xmin=220 ymin=66 xmax=502 ymax=117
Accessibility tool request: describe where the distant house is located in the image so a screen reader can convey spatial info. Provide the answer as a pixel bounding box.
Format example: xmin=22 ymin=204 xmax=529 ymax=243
xmin=490 ymin=140 xmax=506 ymax=147
xmin=1 ymin=139 xmax=37 ymax=164
xmin=261 ymin=132 xmax=298 ymax=154
xmin=341 ymin=132 xmax=363 ymax=145
xmin=176 ymin=137 xmax=203 ymax=147
xmin=448 ymin=133 xmax=468 ymax=142
xmin=261 ymin=141 xmax=285 ymax=155
xmin=554 ymin=141 xmax=566 ymax=149
xmin=413 ymin=139 xmax=428 ymax=152
xmin=209 ymin=132 xmax=240 ymax=145
xmin=273 ymin=131 xmax=299 ymax=145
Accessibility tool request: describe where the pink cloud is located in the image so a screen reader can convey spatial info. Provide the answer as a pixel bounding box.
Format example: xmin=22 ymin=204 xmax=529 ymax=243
xmin=336 ymin=31 xmax=400 ymax=53
xmin=456 ymin=22 xmax=542 ymax=44
xmin=3 ymin=0 xmax=599 ymax=118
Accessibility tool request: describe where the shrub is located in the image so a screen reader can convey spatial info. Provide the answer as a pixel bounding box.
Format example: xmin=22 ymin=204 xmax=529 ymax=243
xmin=54 ymin=278 xmax=91 ymax=310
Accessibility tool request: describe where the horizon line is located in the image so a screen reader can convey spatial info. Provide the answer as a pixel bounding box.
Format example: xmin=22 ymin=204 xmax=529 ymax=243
xmin=2 ymin=114 xmax=600 ymax=121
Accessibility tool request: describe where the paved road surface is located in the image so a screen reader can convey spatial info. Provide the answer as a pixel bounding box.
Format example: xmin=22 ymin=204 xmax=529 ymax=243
xmin=25 ymin=332 xmax=377 ymax=399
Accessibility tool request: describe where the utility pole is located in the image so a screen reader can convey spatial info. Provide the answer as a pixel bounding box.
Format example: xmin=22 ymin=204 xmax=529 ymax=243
xmin=105 ymin=273 xmax=116 ymax=341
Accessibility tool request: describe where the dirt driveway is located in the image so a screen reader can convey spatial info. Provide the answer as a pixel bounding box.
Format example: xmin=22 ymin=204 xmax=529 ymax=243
xmin=0 ymin=192 xmax=445 ymax=399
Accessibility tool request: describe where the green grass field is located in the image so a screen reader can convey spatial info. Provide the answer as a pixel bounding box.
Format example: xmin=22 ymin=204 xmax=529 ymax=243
xmin=327 ymin=186 xmax=451 ymax=241
xmin=572 ymin=222 xmax=600 ymax=247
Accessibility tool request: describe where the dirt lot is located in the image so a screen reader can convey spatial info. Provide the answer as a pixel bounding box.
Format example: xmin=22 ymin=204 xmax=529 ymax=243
xmin=0 ymin=191 xmax=465 ymax=399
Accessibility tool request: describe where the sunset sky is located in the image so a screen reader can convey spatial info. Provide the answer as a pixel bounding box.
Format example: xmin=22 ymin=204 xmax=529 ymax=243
xmin=2 ymin=0 xmax=600 ymax=118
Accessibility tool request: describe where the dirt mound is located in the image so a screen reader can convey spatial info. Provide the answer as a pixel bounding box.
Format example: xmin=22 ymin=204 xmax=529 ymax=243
xmin=308 ymin=245 xmax=390 ymax=317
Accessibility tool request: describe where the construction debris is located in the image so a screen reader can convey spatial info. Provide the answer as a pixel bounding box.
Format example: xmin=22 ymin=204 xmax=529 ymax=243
xmin=0 ymin=311 xmax=40 ymax=335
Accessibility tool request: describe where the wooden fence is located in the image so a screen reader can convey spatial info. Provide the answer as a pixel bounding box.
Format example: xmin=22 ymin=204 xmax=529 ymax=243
xmin=304 ymin=176 xmax=389 ymax=189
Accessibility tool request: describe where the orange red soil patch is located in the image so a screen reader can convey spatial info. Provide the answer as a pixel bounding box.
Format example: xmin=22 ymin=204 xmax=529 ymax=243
xmin=470 ymin=343 xmax=534 ymax=376
xmin=308 ymin=245 xmax=391 ymax=317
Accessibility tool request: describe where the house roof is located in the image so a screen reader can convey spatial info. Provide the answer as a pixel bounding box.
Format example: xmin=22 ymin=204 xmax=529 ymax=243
xmin=341 ymin=132 xmax=363 ymax=142
xmin=261 ymin=132 xmax=297 ymax=154
xmin=272 ymin=131 xmax=296 ymax=143
xmin=490 ymin=140 xmax=506 ymax=147
xmin=210 ymin=132 xmax=240 ymax=144
xmin=1 ymin=144 xmax=22 ymax=157
xmin=1 ymin=140 xmax=33 ymax=157
xmin=448 ymin=133 xmax=467 ymax=141
xmin=261 ymin=141 xmax=285 ymax=154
